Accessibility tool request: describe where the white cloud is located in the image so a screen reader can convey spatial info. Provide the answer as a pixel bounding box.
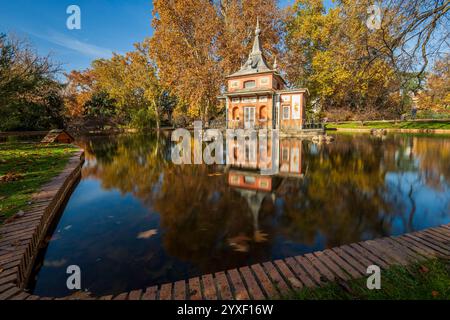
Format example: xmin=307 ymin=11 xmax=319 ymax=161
xmin=29 ymin=30 xmax=113 ymax=59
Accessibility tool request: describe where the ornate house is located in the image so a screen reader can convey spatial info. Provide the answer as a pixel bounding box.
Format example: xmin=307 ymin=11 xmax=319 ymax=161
xmin=219 ymin=20 xmax=309 ymax=132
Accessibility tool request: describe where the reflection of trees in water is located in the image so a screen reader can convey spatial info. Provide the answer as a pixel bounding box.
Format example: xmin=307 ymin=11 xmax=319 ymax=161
xmin=275 ymin=135 xmax=450 ymax=247
xmin=412 ymin=136 xmax=450 ymax=189
xmin=79 ymin=134 xmax=168 ymax=200
xmin=382 ymin=135 xmax=450 ymax=233
xmin=77 ymin=133 xmax=450 ymax=270
xmin=151 ymin=164 xmax=277 ymax=272
xmin=276 ymin=137 xmax=392 ymax=248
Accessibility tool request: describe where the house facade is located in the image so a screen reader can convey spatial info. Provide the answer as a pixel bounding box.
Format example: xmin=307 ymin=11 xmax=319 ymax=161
xmin=220 ymin=20 xmax=309 ymax=131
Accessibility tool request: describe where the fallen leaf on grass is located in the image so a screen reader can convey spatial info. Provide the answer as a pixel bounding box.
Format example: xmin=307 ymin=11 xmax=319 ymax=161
xmin=0 ymin=172 xmax=24 ymax=183
xmin=419 ymin=265 xmax=429 ymax=273
xmin=137 ymin=229 xmax=158 ymax=239
xmin=432 ymin=291 xmax=439 ymax=297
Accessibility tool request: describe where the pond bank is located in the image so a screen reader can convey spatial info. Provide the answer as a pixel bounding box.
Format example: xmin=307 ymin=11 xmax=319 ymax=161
xmin=325 ymin=120 xmax=450 ymax=134
xmin=0 ymin=149 xmax=84 ymax=298
xmin=327 ymin=127 xmax=450 ymax=134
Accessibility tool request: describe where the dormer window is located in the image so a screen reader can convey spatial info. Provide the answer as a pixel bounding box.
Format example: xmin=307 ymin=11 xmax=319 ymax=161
xmin=244 ymin=80 xmax=256 ymax=89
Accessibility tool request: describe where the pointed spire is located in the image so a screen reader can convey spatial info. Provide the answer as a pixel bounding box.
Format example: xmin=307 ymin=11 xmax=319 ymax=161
xmin=256 ymin=17 xmax=261 ymax=36
xmin=252 ymin=17 xmax=262 ymax=55
xmin=230 ymin=18 xmax=271 ymax=76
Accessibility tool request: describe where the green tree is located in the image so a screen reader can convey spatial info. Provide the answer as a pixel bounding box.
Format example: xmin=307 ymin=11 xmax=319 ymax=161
xmin=0 ymin=34 xmax=65 ymax=131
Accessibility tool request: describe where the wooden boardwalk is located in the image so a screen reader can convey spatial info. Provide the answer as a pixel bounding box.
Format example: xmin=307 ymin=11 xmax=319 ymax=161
xmin=0 ymin=149 xmax=449 ymax=300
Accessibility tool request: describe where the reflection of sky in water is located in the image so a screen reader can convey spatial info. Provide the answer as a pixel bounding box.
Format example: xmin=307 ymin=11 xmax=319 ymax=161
xmin=385 ymin=172 xmax=449 ymax=235
xmin=29 ymin=134 xmax=450 ymax=297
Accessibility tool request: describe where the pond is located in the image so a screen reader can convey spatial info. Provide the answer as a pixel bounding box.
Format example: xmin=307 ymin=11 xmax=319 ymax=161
xmin=28 ymin=133 xmax=450 ymax=297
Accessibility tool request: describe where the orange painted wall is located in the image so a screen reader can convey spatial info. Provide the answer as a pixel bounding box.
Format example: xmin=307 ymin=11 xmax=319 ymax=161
xmin=228 ymin=73 xmax=274 ymax=92
xmin=279 ymin=93 xmax=306 ymax=129
xmin=228 ymin=95 xmax=274 ymax=128
xmin=228 ymin=172 xmax=273 ymax=192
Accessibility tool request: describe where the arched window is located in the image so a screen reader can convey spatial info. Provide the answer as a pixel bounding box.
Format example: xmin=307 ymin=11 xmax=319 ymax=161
xmin=259 ymin=106 xmax=267 ymax=120
xmin=244 ymin=80 xmax=256 ymax=89
xmin=232 ymin=107 xmax=239 ymax=120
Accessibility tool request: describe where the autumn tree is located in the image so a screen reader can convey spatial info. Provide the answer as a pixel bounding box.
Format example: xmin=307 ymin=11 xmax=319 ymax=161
xmin=150 ymin=0 xmax=283 ymax=123
xmin=65 ymin=69 xmax=97 ymax=119
xmin=417 ymin=54 xmax=450 ymax=114
xmin=66 ymin=42 xmax=176 ymax=131
xmin=284 ymin=0 xmax=449 ymax=119
xmin=215 ymin=0 xmax=284 ymax=76
xmin=150 ymin=0 xmax=223 ymax=123
xmin=285 ymin=0 xmax=399 ymax=118
xmin=368 ymin=0 xmax=450 ymax=84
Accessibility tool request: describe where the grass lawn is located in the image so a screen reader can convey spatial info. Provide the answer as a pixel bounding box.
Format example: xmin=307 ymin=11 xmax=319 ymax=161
xmin=286 ymin=259 xmax=450 ymax=300
xmin=326 ymin=120 xmax=450 ymax=130
xmin=0 ymin=141 xmax=77 ymax=224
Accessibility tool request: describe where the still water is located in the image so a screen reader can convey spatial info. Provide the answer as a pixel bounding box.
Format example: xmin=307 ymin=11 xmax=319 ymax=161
xmin=29 ymin=133 xmax=450 ymax=297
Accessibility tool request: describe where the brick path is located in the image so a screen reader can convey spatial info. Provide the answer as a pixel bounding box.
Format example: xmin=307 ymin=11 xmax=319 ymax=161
xmin=0 ymin=149 xmax=449 ymax=300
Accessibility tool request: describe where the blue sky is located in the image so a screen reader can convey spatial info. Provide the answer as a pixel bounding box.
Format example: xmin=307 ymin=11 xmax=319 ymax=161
xmin=0 ymin=0 xmax=155 ymax=72
xmin=0 ymin=0 xmax=317 ymax=73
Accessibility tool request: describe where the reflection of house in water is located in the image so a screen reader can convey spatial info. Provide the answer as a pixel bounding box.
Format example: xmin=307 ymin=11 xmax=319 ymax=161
xmin=225 ymin=138 xmax=305 ymax=251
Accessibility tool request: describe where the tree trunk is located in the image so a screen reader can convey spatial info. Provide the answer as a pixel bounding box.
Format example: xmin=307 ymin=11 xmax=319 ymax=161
xmin=152 ymin=100 xmax=160 ymax=131
xmin=204 ymin=100 xmax=210 ymax=127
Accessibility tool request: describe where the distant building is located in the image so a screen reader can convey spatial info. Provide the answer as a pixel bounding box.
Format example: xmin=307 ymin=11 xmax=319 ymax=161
xmin=219 ymin=19 xmax=310 ymax=132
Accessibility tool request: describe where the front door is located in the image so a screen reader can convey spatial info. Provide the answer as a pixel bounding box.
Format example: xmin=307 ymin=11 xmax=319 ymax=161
xmin=244 ymin=107 xmax=255 ymax=129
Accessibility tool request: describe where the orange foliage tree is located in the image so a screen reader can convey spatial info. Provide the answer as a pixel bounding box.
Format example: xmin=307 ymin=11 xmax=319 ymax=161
xmin=64 ymin=70 xmax=96 ymax=118
xmin=150 ymin=0 xmax=283 ymax=123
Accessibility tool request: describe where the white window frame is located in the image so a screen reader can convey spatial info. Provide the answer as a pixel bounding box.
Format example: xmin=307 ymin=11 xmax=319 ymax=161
xmin=259 ymin=96 xmax=268 ymax=103
xmin=244 ymin=80 xmax=256 ymax=89
xmin=231 ymin=81 xmax=239 ymax=88
xmin=282 ymin=106 xmax=290 ymax=120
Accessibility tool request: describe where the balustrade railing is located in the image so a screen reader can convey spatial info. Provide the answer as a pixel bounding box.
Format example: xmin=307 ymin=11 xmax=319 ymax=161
xmin=226 ymin=120 xmax=272 ymax=130
xmin=226 ymin=120 xmax=324 ymax=130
